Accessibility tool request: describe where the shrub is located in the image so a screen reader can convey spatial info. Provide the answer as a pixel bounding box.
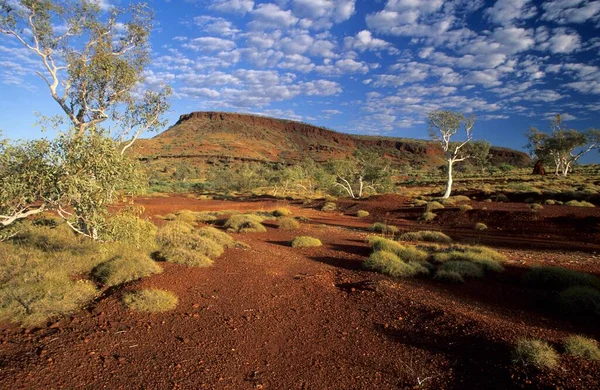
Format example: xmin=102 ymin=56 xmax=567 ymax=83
xmin=433 ymin=270 xmax=464 ymax=283
xmin=363 ymin=251 xmax=418 ymax=278
xmin=529 ymin=204 xmax=544 ymax=212
xmin=413 ymin=199 xmax=428 ymax=207
xmin=278 ymin=217 xmax=300 ymax=230
xmin=399 ymin=231 xmax=452 ymax=243
xmin=356 ymin=210 xmax=370 ymax=218
xmin=291 ymin=236 xmax=322 ymax=248
xmin=372 ymin=238 xmax=404 ymax=253
xmin=459 ymin=204 xmax=473 ymax=212
xmin=428 ymin=201 xmax=445 ymax=210
xmin=523 ymin=266 xmax=600 ymax=290
xmin=102 ymin=213 xmax=157 ymax=249
xmin=198 ymin=227 xmax=236 ymax=248
xmin=92 ymin=252 xmax=162 ymax=287
xmin=439 ymin=261 xmax=484 ymax=279
xmin=419 ymin=212 xmax=437 ymax=222
xmin=431 ymin=245 xmax=505 ymax=272
xmin=175 ymin=209 xmax=200 ymax=224
xmin=224 ymin=214 xmax=267 ymax=233
xmin=156 ymin=221 xmax=196 ymax=248
xmin=451 ymin=195 xmax=471 ymax=203
xmin=512 ymin=338 xmax=559 ymax=370
xmin=474 ymin=222 xmax=488 ymax=231
xmin=544 ymin=199 xmax=556 ymax=205
xmin=160 ymin=247 xmax=214 ymax=267
xmin=272 ymin=208 xmax=292 ymax=217
xmin=321 ymin=202 xmax=336 ymax=211
xmin=195 ymin=213 xmax=218 ymax=223
xmin=370 ymin=222 xmax=399 ymax=234
xmin=122 ymin=289 xmax=178 ymax=313
xmin=557 ymin=286 xmax=600 ymax=316
xmin=372 ymin=239 xmax=428 ymax=262
xmin=494 ymin=194 xmax=509 ymax=202
xmin=19 ymin=223 xmax=87 ymax=253
xmin=563 ymin=335 xmax=600 ymax=361
xmin=565 ymin=200 xmax=595 ymax=207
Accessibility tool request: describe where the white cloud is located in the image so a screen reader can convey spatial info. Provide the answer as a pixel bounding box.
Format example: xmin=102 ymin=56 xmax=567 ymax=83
xmin=193 ymin=16 xmax=240 ymax=37
xmin=250 ymin=3 xmax=299 ymax=30
xmin=485 ymin=0 xmax=537 ymax=26
xmin=210 ymin=0 xmax=254 ymax=14
xmin=344 ymin=30 xmax=392 ymax=52
xmin=542 ymin=0 xmax=600 ymax=24
xmin=183 ymin=37 xmax=236 ymax=52
xmin=538 ymin=28 xmax=582 ymax=53
xmin=292 ymin=0 xmax=356 ymax=29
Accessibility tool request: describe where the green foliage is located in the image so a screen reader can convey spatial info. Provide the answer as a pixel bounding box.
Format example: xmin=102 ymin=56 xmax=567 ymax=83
xmin=160 ymin=247 xmax=213 ymax=267
xmin=398 ymin=230 xmax=452 ymax=243
xmin=122 ymin=289 xmax=178 ymax=313
xmin=430 ymin=245 xmax=505 ymax=272
xmin=439 ymin=261 xmax=484 ymax=279
xmin=557 ymin=286 xmax=600 ymax=317
xmin=474 ymin=222 xmax=488 ymax=231
xmin=92 ymin=250 xmax=162 ymax=287
xmin=321 ymin=201 xmax=337 ymax=211
xmin=371 ymin=222 xmax=399 ymax=234
xmin=512 ymin=338 xmax=559 ymax=370
xmin=206 ymin=163 xmax=270 ymax=192
xmin=565 ymin=200 xmax=595 ymax=207
xmin=420 ymin=212 xmax=437 ymax=222
xmin=272 ymin=208 xmax=292 ymax=217
xmin=433 ymin=270 xmax=465 ymax=283
xmin=356 ymin=210 xmax=370 ymax=218
xmin=523 ymin=266 xmax=600 ymax=290
xmin=101 ymin=210 xmax=157 ymax=249
xmin=156 ymin=221 xmax=225 ymax=266
xmin=224 ymin=214 xmax=267 ymax=233
xmin=363 ymin=251 xmax=419 ymax=278
xmin=459 ymin=204 xmax=473 ymax=212
xmin=291 ymin=236 xmax=322 ymax=248
xmin=563 ymin=336 xmax=600 ymax=361
xmin=278 ymin=217 xmax=300 ymax=230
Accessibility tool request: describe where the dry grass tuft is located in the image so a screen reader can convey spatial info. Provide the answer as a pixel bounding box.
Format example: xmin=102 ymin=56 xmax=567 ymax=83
xmin=512 ymin=338 xmax=559 ymax=370
xmin=563 ymin=335 xmax=600 ymax=361
xmin=122 ymin=289 xmax=178 ymax=313
xmin=291 ymin=236 xmax=322 ymax=248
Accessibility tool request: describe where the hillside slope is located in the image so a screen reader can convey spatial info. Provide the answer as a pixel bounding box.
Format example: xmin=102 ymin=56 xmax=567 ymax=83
xmin=132 ymin=111 xmax=531 ymax=168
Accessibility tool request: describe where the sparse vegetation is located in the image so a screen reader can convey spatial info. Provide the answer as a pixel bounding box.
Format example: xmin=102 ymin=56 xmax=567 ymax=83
xmin=321 ymin=202 xmax=337 ymax=212
xmin=291 ymin=236 xmax=322 ymax=248
xmin=399 ymin=230 xmax=452 ymax=243
xmin=523 ymin=267 xmax=600 ymax=291
xmin=434 ymin=270 xmax=465 ymax=283
xmin=356 ymin=210 xmax=370 ymax=218
xmin=122 ymin=289 xmax=178 ymax=313
xmin=363 ymin=251 xmax=419 ymax=278
xmin=420 ymin=212 xmax=437 ymax=222
xmin=272 ymin=208 xmax=292 ymax=217
xmin=565 ymin=200 xmax=595 ymax=207
xmin=428 ymin=201 xmax=445 ymax=210
xmin=459 ymin=204 xmax=473 ymax=212
xmin=92 ymin=251 xmax=162 ymax=287
xmin=474 ymin=222 xmax=488 ymax=231
xmin=278 ymin=217 xmax=300 ymax=230
xmin=224 ymin=214 xmax=267 ymax=233
xmin=512 ymin=338 xmax=559 ymax=370
xmin=370 ymin=222 xmax=399 ymax=235
xmin=530 ymin=204 xmax=544 ymax=212
xmin=563 ymin=336 xmax=600 ymax=361
xmin=556 ymin=286 xmax=600 ymax=317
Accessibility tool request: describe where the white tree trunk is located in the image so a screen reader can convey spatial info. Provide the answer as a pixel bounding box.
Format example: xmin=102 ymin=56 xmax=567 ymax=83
xmin=443 ymin=158 xmax=453 ymax=199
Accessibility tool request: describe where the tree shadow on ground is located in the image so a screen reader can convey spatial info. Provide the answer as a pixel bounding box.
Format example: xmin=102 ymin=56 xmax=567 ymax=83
xmin=307 ymin=255 xmax=364 ymax=271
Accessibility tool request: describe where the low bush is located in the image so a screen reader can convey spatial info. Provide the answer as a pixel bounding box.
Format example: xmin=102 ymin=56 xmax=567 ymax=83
xmin=544 ymin=199 xmax=556 ymax=205
xmin=363 ymin=251 xmax=418 ymax=278
xmin=419 ymin=212 xmax=437 ymax=222
xmin=174 ymin=209 xmax=200 ymax=224
xmin=160 ymin=247 xmax=214 ymax=267
xmin=102 ymin=213 xmax=157 ymax=250
xmin=92 ymin=251 xmax=162 ymax=287
xmin=512 ymin=338 xmax=559 ymax=370
xmin=291 ymin=236 xmax=322 ymax=248
xmin=474 ymin=222 xmax=488 ymax=231
xmin=356 ymin=210 xmax=370 ymax=218
xmin=433 ymin=270 xmax=464 ymax=283
xmin=197 ymin=226 xmax=236 ymax=248
xmin=459 ymin=204 xmax=473 ymax=212
xmin=565 ymin=200 xmax=595 ymax=207
xmin=321 ymin=202 xmax=336 ymax=211
xmin=556 ymin=286 xmax=600 ymax=317
xmin=224 ymin=214 xmax=267 ymax=233
xmin=431 ymin=245 xmax=505 ymax=273
xmin=450 ymin=195 xmax=471 ymax=203
xmin=372 ymin=239 xmax=428 ymax=262
xmin=413 ymin=199 xmax=428 ymax=207
xmin=529 ymin=204 xmax=544 ymax=212
xmin=523 ymin=266 xmax=600 ymax=290
xmin=272 ymin=208 xmax=292 ymax=217
xmin=371 ymin=222 xmax=399 ymax=235
xmin=399 ymin=231 xmax=452 ymax=243
xmin=439 ymin=261 xmax=484 ymax=279
xmin=428 ymin=201 xmax=445 ymax=210
xmin=122 ymin=289 xmax=178 ymax=313
xmin=563 ymin=335 xmax=600 ymax=361
xmin=278 ymin=217 xmax=300 ymax=230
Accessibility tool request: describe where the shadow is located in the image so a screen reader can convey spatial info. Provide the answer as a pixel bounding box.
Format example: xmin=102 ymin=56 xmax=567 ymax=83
xmin=328 ymin=242 xmax=372 ymax=257
xmin=308 ymin=255 xmax=363 ymax=271
xmin=266 ymin=240 xmax=292 ymax=247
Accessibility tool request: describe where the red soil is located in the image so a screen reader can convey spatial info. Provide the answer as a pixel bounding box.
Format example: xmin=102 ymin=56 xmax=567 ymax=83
xmin=1 ymin=195 xmax=599 ymax=389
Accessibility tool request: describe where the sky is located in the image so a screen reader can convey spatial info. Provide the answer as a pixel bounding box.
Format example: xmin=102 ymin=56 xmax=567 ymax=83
xmin=1 ymin=0 xmax=600 ymax=162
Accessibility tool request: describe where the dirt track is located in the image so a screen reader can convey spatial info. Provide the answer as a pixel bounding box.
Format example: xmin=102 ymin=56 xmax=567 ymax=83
xmin=1 ymin=195 xmax=599 ymax=389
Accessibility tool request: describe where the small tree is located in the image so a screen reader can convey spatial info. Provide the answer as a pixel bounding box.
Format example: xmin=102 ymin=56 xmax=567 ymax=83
xmin=327 ymin=150 xmax=392 ymax=199
xmin=526 ymin=115 xmax=600 ymax=176
xmin=427 ymin=110 xmax=475 ymax=198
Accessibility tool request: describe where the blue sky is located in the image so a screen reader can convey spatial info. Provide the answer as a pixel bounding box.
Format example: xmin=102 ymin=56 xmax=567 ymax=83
xmin=1 ymin=0 xmax=600 ymax=162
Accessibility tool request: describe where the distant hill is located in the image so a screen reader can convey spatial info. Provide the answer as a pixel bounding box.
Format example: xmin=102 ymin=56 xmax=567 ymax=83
xmin=132 ymin=111 xmax=531 ymax=168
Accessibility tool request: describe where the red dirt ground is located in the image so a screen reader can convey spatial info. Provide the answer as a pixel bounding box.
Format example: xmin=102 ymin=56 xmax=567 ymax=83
xmin=1 ymin=194 xmax=599 ymax=389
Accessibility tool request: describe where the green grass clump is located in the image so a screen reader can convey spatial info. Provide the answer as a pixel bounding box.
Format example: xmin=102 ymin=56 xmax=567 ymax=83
xmin=523 ymin=266 xmax=600 ymax=290
xmin=321 ymin=202 xmax=336 ymax=211
xmin=398 ymin=230 xmax=452 ymax=243
xmin=363 ymin=251 xmax=418 ymax=278
xmin=278 ymin=217 xmax=300 ymax=230
xmin=371 ymin=238 xmax=428 ymax=262
xmin=529 ymin=204 xmax=544 ymax=212
xmin=92 ymin=252 xmax=162 ymax=287
xmin=122 ymin=289 xmax=178 ymax=313
xmin=413 ymin=199 xmax=428 ymax=207
xmin=459 ymin=204 xmax=473 ymax=212
xmin=272 ymin=208 xmax=292 ymax=217
xmin=102 ymin=213 xmax=157 ymax=249
xmin=512 ymin=338 xmax=559 ymax=370
xmin=557 ymin=286 xmax=600 ymax=316
xmin=474 ymin=222 xmax=488 ymax=231
xmin=544 ymin=199 xmax=556 ymax=205
xmin=356 ymin=210 xmax=370 ymax=218
xmin=174 ymin=209 xmax=200 ymax=224
xmin=427 ymin=201 xmax=445 ymax=210
xmin=439 ymin=261 xmax=484 ymax=279
xmin=160 ymin=248 xmax=214 ymax=267
xmin=224 ymin=214 xmax=267 ymax=233
xmin=433 ymin=270 xmax=465 ymax=283
xmin=370 ymin=222 xmax=399 ymax=235
xmin=563 ymin=336 xmax=600 ymax=361
xmin=431 ymin=245 xmax=505 ymax=273
xmin=197 ymin=226 xmax=236 ymax=248
xmin=419 ymin=212 xmax=437 ymax=222
xmin=291 ymin=236 xmax=322 ymax=248
xmin=195 ymin=212 xmax=218 ymax=223
xmin=565 ymin=200 xmax=595 ymax=207
xmin=450 ymin=195 xmax=471 ymax=203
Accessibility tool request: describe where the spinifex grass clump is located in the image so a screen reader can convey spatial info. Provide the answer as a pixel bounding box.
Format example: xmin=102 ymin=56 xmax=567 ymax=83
xmin=122 ymin=289 xmax=178 ymax=313
xmin=563 ymin=335 xmax=600 ymax=361
xmin=278 ymin=217 xmax=300 ymax=230
xmin=224 ymin=214 xmax=267 ymax=233
xmin=156 ymin=221 xmax=227 ymax=266
xmin=291 ymin=236 xmax=322 ymax=248
xmin=92 ymin=250 xmax=162 ymax=287
xmin=356 ymin=210 xmax=369 ymax=218
xmin=370 ymin=222 xmax=399 ymax=235
xmin=512 ymin=338 xmax=559 ymax=370
xmin=272 ymin=208 xmax=292 ymax=217
xmin=364 ymin=251 xmax=420 ymax=278
xmin=398 ymin=230 xmax=452 ymax=243
xmin=565 ymin=200 xmax=595 ymax=207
